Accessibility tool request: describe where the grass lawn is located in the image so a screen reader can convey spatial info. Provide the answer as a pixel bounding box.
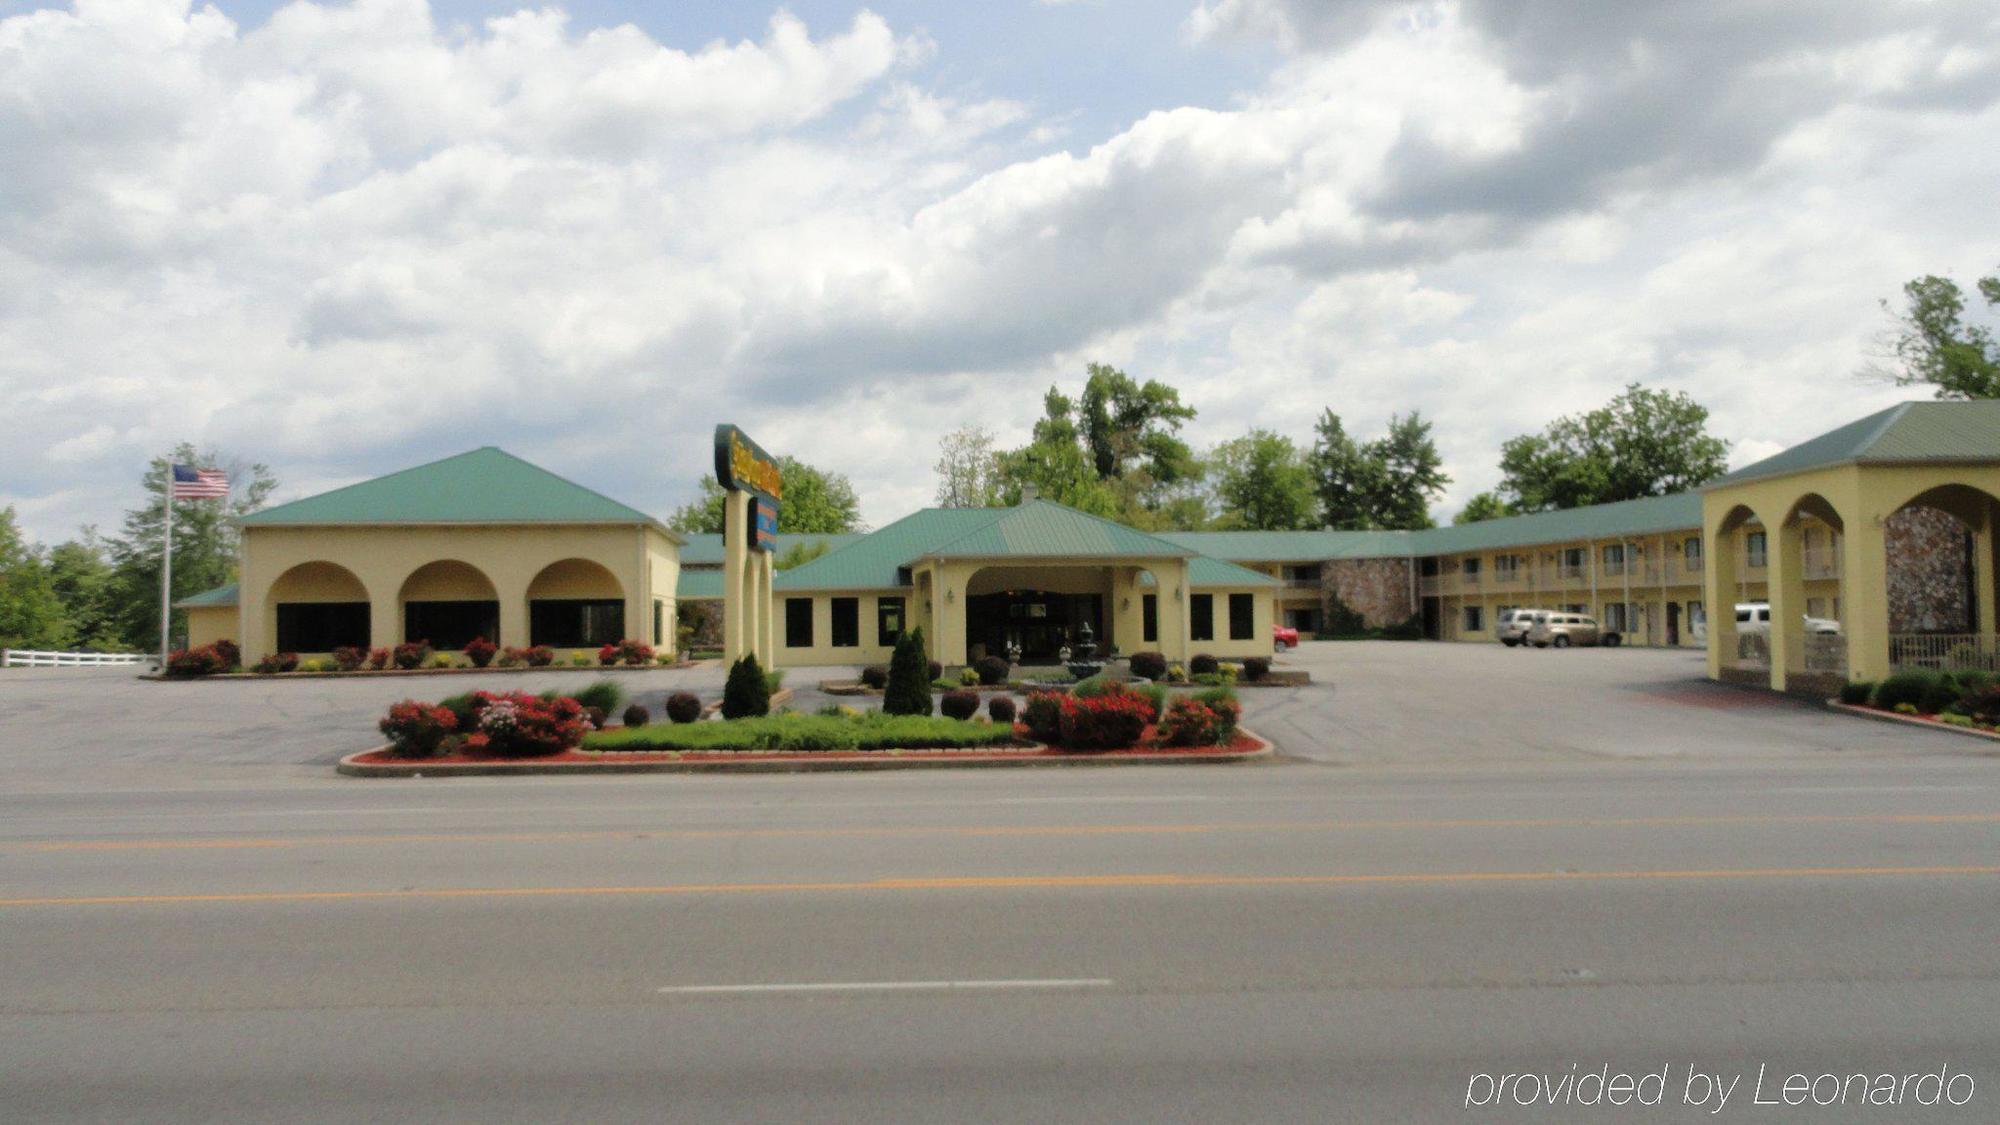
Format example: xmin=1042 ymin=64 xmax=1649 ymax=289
xmin=585 ymin=712 xmax=1025 ymax=752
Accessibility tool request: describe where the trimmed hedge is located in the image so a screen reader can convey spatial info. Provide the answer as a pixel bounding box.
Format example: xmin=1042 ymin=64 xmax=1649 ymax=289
xmin=988 ymin=696 xmax=1017 ymax=724
xmin=586 ymin=712 xmax=1025 ymax=752
xmin=860 ymin=664 xmax=889 ymax=689
xmin=1128 ymin=651 xmax=1167 ymax=680
xmin=1836 ymin=681 xmax=1874 ymax=705
xmin=940 ymin=690 xmax=981 ymax=720
xmin=1189 ymin=653 xmax=1219 ymax=676
xmin=665 ymin=691 xmax=703 ymax=724
xmin=883 ymin=630 xmax=934 ymax=717
xmin=974 ymin=655 xmax=1011 ymax=686
xmin=621 ymin=703 xmax=650 ymax=728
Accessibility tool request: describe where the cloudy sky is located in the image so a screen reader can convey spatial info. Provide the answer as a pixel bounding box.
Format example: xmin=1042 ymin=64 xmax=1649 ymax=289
xmin=5 ymin=0 xmax=1999 ymax=542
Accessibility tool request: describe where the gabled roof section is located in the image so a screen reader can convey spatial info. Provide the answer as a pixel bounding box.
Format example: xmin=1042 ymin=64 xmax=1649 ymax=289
xmin=1409 ymin=492 xmax=1704 ymax=554
xmin=775 ymin=507 xmax=1008 ymax=591
xmin=1136 ymin=557 xmax=1279 ymax=588
xmin=1708 ymin=400 xmax=2000 ymax=488
xmin=918 ymin=500 xmax=1196 ymax=561
xmin=239 ymin=447 xmax=675 ymax=536
xmin=678 ymin=532 xmax=867 ymax=567
xmin=175 ymin=582 xmax=239 ymax=609
xmin=1159 ymin=529 xmax=1417 ymax=561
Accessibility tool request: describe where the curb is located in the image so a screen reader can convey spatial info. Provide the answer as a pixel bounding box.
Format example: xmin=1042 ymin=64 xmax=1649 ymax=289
xmin=337 ymin=730 xmax=1273 ymax=777
xmin=1825 ymin=700 xmax=2000 ymax=746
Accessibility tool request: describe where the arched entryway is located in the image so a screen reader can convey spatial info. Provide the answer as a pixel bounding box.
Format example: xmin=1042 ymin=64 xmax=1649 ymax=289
xmin=526 ymin=558 xmax=625 ymax=648
xmin=399 ymin=560 xmax=501 ymax=650
xmin=964 ymin=565 xmax=1111 ymax=663
xmin=1884 ymin=483 xmax=2000 ymax=674
xmin=1710 ymin=504 xmax=1768 ymax=675
xmin=1780 ymin=493 xmax=1847 ymax=683
xmin=264 ymin=561 xmax=370 ymax=654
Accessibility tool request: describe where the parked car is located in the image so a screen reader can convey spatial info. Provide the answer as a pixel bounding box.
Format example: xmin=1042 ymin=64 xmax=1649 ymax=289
xmin=1529 ymin=612 xmax=1621 ymax=648
xmin=1734 ymin=601 xmax=1841 ymax=635
xmin=1273 ymin=623 xmax=1300 ymax=650
xmin=1497 ymin=607 xmax=1554 ymax=647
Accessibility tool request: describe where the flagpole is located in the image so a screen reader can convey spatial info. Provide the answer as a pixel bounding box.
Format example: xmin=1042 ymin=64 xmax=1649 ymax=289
xmin=160 ymin=473 xmax=174 ymax=669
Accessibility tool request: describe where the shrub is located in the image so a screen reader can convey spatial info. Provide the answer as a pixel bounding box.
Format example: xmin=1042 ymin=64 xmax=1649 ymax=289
xmin=1837 ymin=681 xmax=1875 ymax=705
xmin=299 ymin=658 xmax=335 ymax=673
xmin=958 ymin=667 xmax=981 ymax=687
xmin=1164 ymin=663 xmax=1186 ymax=683
xmin=1056 ymin=692 xmax=1151 ymax=751
xmin=379 ymin=700 xmax=457 ymax=758
xmin=883 ymin=630 xmax=934 ymax=717
xmin=1956 ymin=683 xmax=2000 ymax=724
xmin=1193 ymin=686 xmax=1241 ymax=739
xmin=598 ymin=643 xmax=620 ymax=666
xmin=473 ymin=691 xmax=588 ymax=757
xmin=1872 ymin=670 xmax=1948 ymax=713
xmin=989 ymin=696 xmax=1017 ymax=724
xmin=1939 ymin=711 xmax=1976 ymax=727
xmin=392 ymin=641 xmax=432 ymax=670
xmin=252 ymin=652 xmax=299 ymax=674
xmin=1189 ymin=653 xmax=1219 ymax=676
xmin=765 ymin=669 xmax=785 ymax=695
xmin=581 ymin=706 xmax=608 ymax=730
xmin=438 ymin=691 xmax=481 ymax=731
xmin=1071 ymin=675 xmax=1115 ymax=698
xmin=860 ymin=664 xmax=889 ymax=689
xmin=609 ymin=638 xmax=654 ymax=666
xmin=367 ymin=647 xmax=391 ymax=671
xmin=332 ymin=645 xmax=368 ymax=672
xmin=586 ymin=711 xmax=1023 ymax=753
xmin=429 ymin=653 xmax=455 ymax=669
xmin=1130 ymin=682 xmax=1166 ymax=722
xmin=974 ymin=655 xmax=1011 ymax=686
xmin=569 ymin=652 xmax=592 ymax=667
xmin=1128 ymin=651 xmax=1167 ymax=681
xmin=927 ymin=659 xmax=943 ymax=682
xmin=1241 ymin=656 xmax=1271 ymax=682
xmin=213 ymin=639 xmax=242 ymax=669
xmin=462 ymin=637 xmax=497 ymax=668
xmin=940 ymin=690 xmax=981 ymax=720
xmin=1158 ymin=697 xmax=1229 ymax=747
xmin=1893 ymin=702 xmax=1920 ymax=715
xmin=665 ymin=691 xmax=704 ymax=724
xmin=571 ymin=679 xmax=627 ymax=717
xmin=1022 ymin=691 xmax=1065 ymax=742
xmin=165 ymin=644 xmax=229 ymax=678
xmin=621 ymin=703 xmax=650 ymax=728
xmin=722 ymin=653 xmax=772 ymax=719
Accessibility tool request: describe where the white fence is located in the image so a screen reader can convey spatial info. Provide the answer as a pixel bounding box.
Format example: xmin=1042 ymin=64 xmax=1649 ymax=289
xmin=2 ymin=649 xmax=147 ymax=668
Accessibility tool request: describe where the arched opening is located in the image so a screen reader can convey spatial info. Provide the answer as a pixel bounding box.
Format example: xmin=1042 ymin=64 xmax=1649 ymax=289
xmin=1713 ymin=505 xmax=1766 ymax=672
xmin=1781 ymin=493 xmax=1848 ymax=681
xmin=265 ymin=561 xmax=370 ymax=654
xmin=526 ymin=558 xmax=625 ymax=648
xmin=1886 ymin=483 xmax=2000 ymax=673
xmin=964 ymin=565 xmax=1112 ymax=663
xmin=399 ymin=560 xmax=501 ymax=650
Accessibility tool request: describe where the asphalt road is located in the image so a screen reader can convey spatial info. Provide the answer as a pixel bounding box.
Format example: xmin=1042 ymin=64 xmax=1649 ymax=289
xmin=3 ymin=757 xmax=1997 ymax=1123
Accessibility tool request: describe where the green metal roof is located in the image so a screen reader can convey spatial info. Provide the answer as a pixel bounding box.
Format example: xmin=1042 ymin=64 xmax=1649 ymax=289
xmin=1708 ymin=400 xmax=2000 ymax=488
xmin=1158 ymin=529 xmax=1416 ymax=561
xmin=676 ymin=569 xmax=724 ymax=600
xmin=1408 ymin=492 xmax=1703 ymax=555
xmin=240 ymin=447 xmax=674 ymax=534
xmin=775 ymin=507 xmax=1007 ymax=591
xmin=175 ymin=582 xmax=239 ymax=609
xmin=920 ymin=500 xmax=1195 ymax=560
xmin=1136 ymin=557 xmax=1279 ymax=588
xmin=678 ymin=532 xmax=866 ymax=566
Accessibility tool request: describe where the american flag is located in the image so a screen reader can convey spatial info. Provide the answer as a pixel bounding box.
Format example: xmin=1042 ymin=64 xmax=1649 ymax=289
xmin=170 ymin=464 xmax=230 ymax=499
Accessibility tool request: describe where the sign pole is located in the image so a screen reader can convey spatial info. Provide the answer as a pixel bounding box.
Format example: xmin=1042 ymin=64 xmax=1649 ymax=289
xmin=159 ymin=477 xmax=174 ymax=668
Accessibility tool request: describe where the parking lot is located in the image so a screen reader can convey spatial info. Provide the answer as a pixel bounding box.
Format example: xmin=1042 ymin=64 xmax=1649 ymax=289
xmin=0 ymin=641 xmax=1985 ymax=790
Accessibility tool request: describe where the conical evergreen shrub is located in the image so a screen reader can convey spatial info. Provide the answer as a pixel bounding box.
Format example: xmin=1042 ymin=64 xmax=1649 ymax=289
xmin=882 ymin=628 xmax=934 ymax=716
xmin=721 ymin=653 xmax=771 ymax=719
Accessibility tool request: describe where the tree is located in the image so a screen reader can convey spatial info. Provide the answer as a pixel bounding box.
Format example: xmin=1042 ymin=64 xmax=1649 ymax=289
xmin=882 ymin=628 xmax=934 ymax=716
xmin=933 ymin=425 xmax=1001 ymax=508
xmin=1866 ymin=268 xmax=2000 ymax=399
xmin=45 ymin=530 xmax=122 ymax=649
xmin=1495 ymin=384 xmax=1729 ymax=512
xmin=773 ymin=540 xmax=831 ymax=571
xmin=1454 ymin=492 xmax=1512 ymax=525
xmin=720 ymin=652 xmax=771 ymax=719
xmin=1309 ymin=410 xmax=1451 ymax=530
xmin=667 ymin=456 xmax=865 ymax=535
xmin=0 ymin=507 xmax=66 ymax=649
xmin=993 ymin=387 xmax=1119 ymax=516
xmin=106 ymin=446 xmax=277 ymax=649
xmin=1076 ymin=363 xmax=1198 ymax=497
xmin=1210 ymin=430 xmax=1317 ymax=531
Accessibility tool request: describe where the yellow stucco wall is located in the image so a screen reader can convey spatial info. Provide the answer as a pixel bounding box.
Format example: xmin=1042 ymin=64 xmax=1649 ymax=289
xmin=774 ymin=590 xmax=908 ymax=667
xmin=184 ymin=605 xmax=235 ymax=652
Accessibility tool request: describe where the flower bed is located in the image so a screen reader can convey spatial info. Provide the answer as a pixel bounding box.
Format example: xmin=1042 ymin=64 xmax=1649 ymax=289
xmin=586 ymin=712 xmax=1026 ymax=753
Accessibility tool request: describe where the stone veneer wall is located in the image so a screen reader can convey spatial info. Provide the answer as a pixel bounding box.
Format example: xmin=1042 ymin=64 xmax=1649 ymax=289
xmin=1886 ymin=506 xmax=1973 ymax=633
xmin=1321 ymin=557 xmax=1416 ymax=629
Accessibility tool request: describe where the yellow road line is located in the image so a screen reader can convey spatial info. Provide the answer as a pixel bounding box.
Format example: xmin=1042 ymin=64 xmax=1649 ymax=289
xmin=7 ymin=812 xmax=1999 ymax=853
xmin=2 ymin=865 xmax=1996 ymax=908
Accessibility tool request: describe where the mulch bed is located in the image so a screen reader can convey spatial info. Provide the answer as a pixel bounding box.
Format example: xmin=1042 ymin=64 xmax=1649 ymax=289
xmin=1827 ymin=700 xmax=2000 ymax=744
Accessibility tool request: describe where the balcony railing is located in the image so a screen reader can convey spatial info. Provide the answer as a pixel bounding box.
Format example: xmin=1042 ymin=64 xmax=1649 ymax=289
xmin=1890 ymin=633 xmax=2000 ymax=674
xmin=1601 ymin=559 xmax=1626 ymax=577
xmin=1799 ymin=634 xmax=1847 ymax=675
xmin=1802 ymin=548 xmax=1841 ymax=581
xmin=1733 ymin=632 xmax=1770 ymax=669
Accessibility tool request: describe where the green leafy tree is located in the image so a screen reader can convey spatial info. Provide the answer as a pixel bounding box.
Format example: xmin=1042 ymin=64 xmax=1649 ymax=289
xmin=667 ymin=457 xmax=866 ymax=535
xmin=882 ymin=628 xmax=934 ymax=716
xmin=933 ymin=425 xmax=1002 ymax=508
xmin=106 ymin=446 xmax=277 ymax=649
xmin=720 ymin=652 xmax=771 ymax=719
xmin=1454 ymin=491 xmax=1512 ymax=525
xmin=1309 ymin=410 xmax=1450 ymax=529
xmin=1211 ymin=430 xmax=1317 ymax=531
xmin=773 ymin=540 xmax=832 ymax=571
xmin=994 ymin=388 xmax=1120 ymax=516
xmin=1077 ymin=363 xmax=1198 ymax=497
xmin=1495 ymin=384 xmax=1729 ymax=512
xmin=45 ymin=531 xmax=123 ymax=649
xmin=1866 ymin=268 xmax=2000 ymax=399
xmin=0 ymin=507 xmax=67 ymax=649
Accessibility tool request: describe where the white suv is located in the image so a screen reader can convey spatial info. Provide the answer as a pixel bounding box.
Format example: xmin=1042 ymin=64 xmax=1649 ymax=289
xmin=1497 ymin=608 xmax=1553 ymax=647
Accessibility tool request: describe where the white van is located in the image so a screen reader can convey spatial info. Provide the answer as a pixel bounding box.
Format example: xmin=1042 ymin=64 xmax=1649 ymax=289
xmin=1734 ymin=601 xmax=1841 ymax=635
xmin=1496 ymin=607 xmax=1554 ymax=647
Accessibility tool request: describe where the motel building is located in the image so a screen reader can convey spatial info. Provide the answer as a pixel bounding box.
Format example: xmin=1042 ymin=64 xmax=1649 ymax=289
xmin=180 ymin=401 xmax=2000 ymax=696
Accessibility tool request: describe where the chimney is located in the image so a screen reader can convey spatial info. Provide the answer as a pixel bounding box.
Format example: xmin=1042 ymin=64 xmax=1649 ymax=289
xmin=1019 ymin=483 xmax=1039 ymax=504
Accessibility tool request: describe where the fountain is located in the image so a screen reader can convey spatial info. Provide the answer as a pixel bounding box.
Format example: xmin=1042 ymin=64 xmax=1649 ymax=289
xmin=1064 ymin=620 xmax=1105 ymax=681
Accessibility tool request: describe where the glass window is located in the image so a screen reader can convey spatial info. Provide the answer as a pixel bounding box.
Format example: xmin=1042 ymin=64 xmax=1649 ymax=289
xmin=653 ymin=599 xmax=664 ymax=646
xmin=1746 ymin=531 xmax=1767 ymax=568
xmin=876 ymin=597 xmax=904 ymax=645
xmin=1142 ymin=595 xmax=1158 ymax=643
xmin=529 ymin=599 xmax=623 ymax=648
xmin=276 ymin=602 xmax=369 ymax=652
xmin=1290 ymin=563 xmax=1322 ymax=583
xmin=1228 ymin=593 xmax=1254 ymax=640
xmin=784 ymin=598 xmax=813 ymax=648
xmin=830 ymin=597 xmax=859 ymax=647
xmin=1462 ymin=557 xmax=1481 ymax=575
xmin=1462 ymin=606 xmax=1483 ymax=632
xmin=1190 ymin=594 xmax=1214 ymax=642
xmin=1603 ymin=544 xmax=1624 ymax=564
xmin=1684 ymin=537 xmax=1703 ymax=567
xmin=403 ymin=600 xmax=498 ymax=651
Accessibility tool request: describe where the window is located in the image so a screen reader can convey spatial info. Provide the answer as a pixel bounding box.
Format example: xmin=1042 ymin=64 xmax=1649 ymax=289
xmin=1462 ymin=557 xmax=1481 ymax=576
xmin=653 ymin=599 xmax=665 ymax=646
xmin=876 ymin=597 xmax=904 ymax=645
xmin=1561 ymin=547 xmax=1585 ymax=574
xmin=1494 ymin=555 xmax=1520 ymax=580
xmin=1228 ymin=593 xmax=1254 ymax=640
xmin=1687 ymin=600 xmax=1705 ymax=632
xmin=1602 ymin=543 xmax=1625 ymax=567
xmin=1190 ymin=594 xmax=1214 ymax=641
xmin=403 ymin=600 xmax=498 ymax=650
xmin=1142 ymin=595 xmax=1158 ymax=643
xmin=1289 ymin=563 xmax=1322 ymax=583
xmin=1604 ymin=603 xmax=1631 ymax=631
xmin=1683 ymin=537 xmax=1703 ymax=570
xmin=529 ymin=599 xmax=623 ymax=648
xmin=784 ymin=598 xmax=813 ymax=648
xmin=276 ymin=602 xmax=369 ymax=652
xmin=1746 ymin=531 xmax=1767 ymax=568
xmin=830 ymin=597 xmax=859 ymax=648
xmin=1462 ymin=606 xmax=1483 ymax=632
xmin=1806 ymin=597 xmax=1826 ymax=619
